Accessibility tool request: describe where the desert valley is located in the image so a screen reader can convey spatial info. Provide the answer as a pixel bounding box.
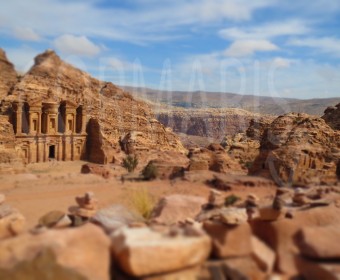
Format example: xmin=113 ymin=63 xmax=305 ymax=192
xmin=0 ymin=46 xmax=339 ymax=280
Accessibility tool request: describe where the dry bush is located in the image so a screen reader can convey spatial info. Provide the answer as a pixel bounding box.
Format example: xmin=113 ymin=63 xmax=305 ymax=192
xmin=128 ymin=187 xmax=156 ymax=220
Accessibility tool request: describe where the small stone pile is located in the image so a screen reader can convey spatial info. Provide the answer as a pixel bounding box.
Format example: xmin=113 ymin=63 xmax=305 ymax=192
xmin=69 ymin=192 xmax=99 ymax=226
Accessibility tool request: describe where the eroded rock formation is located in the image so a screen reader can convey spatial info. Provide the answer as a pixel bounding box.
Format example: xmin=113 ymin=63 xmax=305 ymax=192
xmin=0 ymin=49 xmax=185 ymax=165
xmin=221 ymin=117 xmax=273 ymax=169
xmin=322 ymin=103 xmax=340 ymax=130
xmin=250 ymin=113 xmax=340 ymax=186
xmin=156 ymin=107 xmax=269 ymax=142
xmin=0 ymin=49 xmax=17 ymax=101
xmin=188 ymin=143 xmax=245 ymax=174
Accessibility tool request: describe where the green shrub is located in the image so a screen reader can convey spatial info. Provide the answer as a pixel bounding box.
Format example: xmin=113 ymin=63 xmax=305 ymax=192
xmin=122 ymin=155 xmax=138 ymax=173
xmin=142 ymin=163 xmax=158 ymax=180
xmin=224 ymin=194 xmax=241 ymax=207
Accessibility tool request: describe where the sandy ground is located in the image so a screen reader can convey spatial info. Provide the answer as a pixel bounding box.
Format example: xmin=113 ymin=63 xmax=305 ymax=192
xmin=0 ymin=160 xmax=276 ymax=228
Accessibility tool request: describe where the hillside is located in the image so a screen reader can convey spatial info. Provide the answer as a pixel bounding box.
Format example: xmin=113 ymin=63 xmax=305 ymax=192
xmin=124 ymin=86 xmax=339 ymax=116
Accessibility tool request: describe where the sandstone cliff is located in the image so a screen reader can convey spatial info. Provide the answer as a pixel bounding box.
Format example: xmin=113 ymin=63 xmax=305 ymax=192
xmin=221 ymin=117 xmax=273 ymax=169
xmin=250 ymin=113 xmax=340 ymax=186
xmin=322 ymin=103 xmax=340 ymax=131
xmin=156 ymin=107 xmax=272 ymax=142
xmin=0 ymin=116 xmax=24 ymax=173
xmin=1 ymin=49 xmax=185 ymax=164
xmin=0 ymin=49 xmax=17 ymax=101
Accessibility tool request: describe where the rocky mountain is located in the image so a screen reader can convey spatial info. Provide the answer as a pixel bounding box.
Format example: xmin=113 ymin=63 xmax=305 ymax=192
xmin=125 ymin=86 xmax=340 ymax=116
xmin=0 ymin=49 xmax=17 ymax=100
xmin=250 ymin=113 xmax=340 ymax=186
xmin=0 ymin=49 xmax=185 ymax=165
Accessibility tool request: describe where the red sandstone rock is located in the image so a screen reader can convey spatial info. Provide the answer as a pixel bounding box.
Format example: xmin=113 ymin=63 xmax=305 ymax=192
xmin=81 ymin=163 xmax=111 ymax=179
xmin=0 ymin=49 xmax=17 ymax=100
xmin=250 ymin=113 xmax=340 ymax=186
xmin=0 ymin=49 xmax=186 ymax=166
xmin=111 ymin=227 xmax=211 ymax=277
xmin=0 ymin=224 xmax=111 ymax=280
xmin=295 ymin=225 xmax=340 ymax=260
xmin=188 ymin=144 xmax=245 ymax=174
xmin=150 ymin=194 xmax=206 ymax=225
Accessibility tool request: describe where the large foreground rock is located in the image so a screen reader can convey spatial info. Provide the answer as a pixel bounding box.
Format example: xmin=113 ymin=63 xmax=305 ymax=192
xmin=150 ymin=194 xmax=206 ymax=225
xmin=0 ymin=203 xmax=26 ymax=240
xmin=0 ymin=224 xmax=111 ymax=280
xmin=251 ymin=205 xmax=340 ymax=276
xmin=111 ymin=227 xmax=211 ymax=277
xmin=295 ymin=225 xmax=340 ymax=260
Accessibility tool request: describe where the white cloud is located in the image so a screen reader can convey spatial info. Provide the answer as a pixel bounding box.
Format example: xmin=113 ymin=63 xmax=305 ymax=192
xmin=288 ymin=37 xmax=340 ymax=57
xmin=13 ymin=27 xmax=41 ymax=41
xmin=6 ymin=47 xmax=38 ymax=73
xmin=224 ymin=40 xmax=278 ymax=57
xmin=0 ymin=0 xmax=275 ymax=44
xmin=271 ymin=57 xmax=295 ymax=68
xmin=107 ymin=58 xmax=136 ymax=72
xmin=219 ymin=20 xmax=310 ymax=40
xmin=53 ymin=34 xmax=101 ymax=57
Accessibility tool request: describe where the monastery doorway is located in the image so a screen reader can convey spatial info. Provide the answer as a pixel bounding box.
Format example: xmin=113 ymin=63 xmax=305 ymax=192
xmin=49 ymin=145 xmax=56 ymax=159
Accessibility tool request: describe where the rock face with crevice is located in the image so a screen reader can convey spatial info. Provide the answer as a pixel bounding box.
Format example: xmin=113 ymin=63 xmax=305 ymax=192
xmin=0 ymin=116 xmax=24 ymax=173
xmin=0 ymin=49 xmax=17 ymax=101
xmin=0 ymin=49 xmax=185 ymax=165
xmin=250 ymin=113 xmax=340 ymax=186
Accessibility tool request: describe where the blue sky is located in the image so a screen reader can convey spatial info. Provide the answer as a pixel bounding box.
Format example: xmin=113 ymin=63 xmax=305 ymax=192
xmin=1 ymin=0 xmax=340 ymax=99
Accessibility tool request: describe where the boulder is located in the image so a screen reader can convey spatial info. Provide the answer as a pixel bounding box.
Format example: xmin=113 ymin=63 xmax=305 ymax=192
xmin=150 ymin=195 xmax=206 ymax=225
xmin=203 ymin=221 xmax=253 ymax=258
xmin=0 ymin=224 xmax=111 ymax=280
xmin=38 ymin=211 xmax=72 ymax=229
xmin=111 ymin=227 xmax=211 ymax=277
xmin=0 ymin=204 xmax=26 ymax=239
xmin=295 ymin=225 xmax=340 ymax=260
xmin=91 ymin=204 xmax=145 ymax=233
xmin=250 ymin=205 xmax=340 ymax=276
xmin=80 ymin=163 xmax=111 ymax=179
xmin=296 ymin=257 xmax=340 ymax=280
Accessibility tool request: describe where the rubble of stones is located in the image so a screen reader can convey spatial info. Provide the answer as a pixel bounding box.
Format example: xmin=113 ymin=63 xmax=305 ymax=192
xmin=1 ymin=185 xmax=340 ymax=279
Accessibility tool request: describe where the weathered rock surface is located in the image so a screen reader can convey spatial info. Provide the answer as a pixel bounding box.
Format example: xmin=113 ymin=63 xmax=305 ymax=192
xmin=203 ymin=221 xmax=253 ymax=258
xmin=295 ymin=225 xmax=340 ymax=260
xmin=296 ymin=257 xmax=340 ymax=280
xmin=1 ymin=50 xmax=185 ymax=165
xmin=0 ymin=116 xmax=24 ymax=172
xmin=0 ymin=224 xmax=111 ymax=280
xmin=250 ymin=113 xmax=340 ymax=186
xmin=156 ymin=107 xmax=263 ymax=141
xmin=322 ymin=103 xmax=340 ymax=130
xmin=0 ymin=49 xmax=17 ymax=100
xmin=111 ymin=227 xmax=211 ymax=277
xmin=141 ymin=151 xmax=189 ymax=179
xmin=251 ymin=204 xmax=340 ymax=276
xmin=208 ymin=173 xmax=277 ymax=191
xmin=188 ymin=144 xmax=245 ymax=174
xmin=221 ymin=117 xmax=273 ymax=169
xmin=81 ymin=163 xmax=111 ymax=179
xmin=91 ymin=204 xmax=145 ymax=233
xmin=0 ymin=203 xmax=26 ymax=239
xmin=38 ymin=210 xmax=71 ymax=229
xmin=150 ymin=195 xmax=206 ymax=225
